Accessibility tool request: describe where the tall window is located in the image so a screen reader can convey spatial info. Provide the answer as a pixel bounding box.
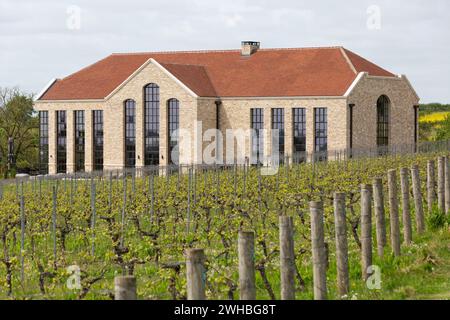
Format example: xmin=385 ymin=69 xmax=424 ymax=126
xmin=168 ymin=98 xmax=179 ymax=165
xmin=144 ymin=84 xmax=160 ymax=166
xmin=293 ymin=108 xmax=306 ymax=162
xmin=377 ymin=95 xmax=390 ymax=147
xmin=124 ymin=99 xmax=136 ymax=168
xmin=314 ymin=108 xmax=327 ymax=154
xmin=271 ymin=108 xmax=284 ymax=161
xmin=93 ymin=110 xmax=103 ymax=171
xmin=74 ymin=111 xmax=85 ymax=172
xmin=56 ymin=111 xmax=67 ymax=173
xmin=251 ymin=108 xmax=264 ymax=165
xmin=39 ymin=111 xmax=49 ymax=174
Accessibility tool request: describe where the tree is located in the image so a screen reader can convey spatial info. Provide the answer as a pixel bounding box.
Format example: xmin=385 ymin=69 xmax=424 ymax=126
xmin=0 ymin=87 xmax=38 ymax=178
xmin=435 ymin=114 xmax=450 ymax=141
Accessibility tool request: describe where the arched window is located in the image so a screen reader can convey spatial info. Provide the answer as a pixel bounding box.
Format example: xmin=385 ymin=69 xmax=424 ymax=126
xmin=377 ymin=95 xmax=390 ymax=147
xmin=144 ymin=84 xmax=160 ymax=166
xmin=124 ymin=99 xmax=136 ymax=168
xmin=168 ymin=98 xmax=180 ymax=165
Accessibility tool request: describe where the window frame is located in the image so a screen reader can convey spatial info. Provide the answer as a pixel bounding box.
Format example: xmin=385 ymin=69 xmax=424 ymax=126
xmin=144 ymin=84 xmax=160 ymax=166
xmin=93 ymin=110 xmax=104 ymax=171
xmin=124 ymin=99 xmax=136 ymax=168
xmin=293 ymin=108 xmax=306 ymax=163
xmin=271 ymin=108 xmax=285 ymax=162
xmin=74 ymin=110 xmax=85 ymax=172
xmin=376 ymin=95 xmax=390 ymax=147
xmin=39 ymin=111 xmax=49 ymax=174
xmin=56 ymin=110 xmax=67 ymax=173
xmin=167 ymin=98 xmax=180 ymax=165
xmin=250 ymin=108 xmax=264 ymax=165
xmin=314 ymin=108 xmax=328 ymax=156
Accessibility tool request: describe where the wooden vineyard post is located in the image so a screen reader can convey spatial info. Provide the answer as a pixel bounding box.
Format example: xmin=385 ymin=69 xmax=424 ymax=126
xmin=90 ymin=181 xmax=97 ymax=256
xmin=387 ymin=169 xmax=401 ymax=256
xmin=52 ymin=185 xmax=57 ymax=264
xmin=445 ymin=156 xmax=450 ymax=215
xmin=427 ymin=160 xmax=436 ymax=213
xmin=411 ymin=165 xmax=425 ymax=233
xmin=238 ymin=231 xmax=256 ymax=300
xmin=372 ymin=178 xmax=386 ymax=257
xmin=114 ymin=275 xmax=137 ymax=300
xmin=400 ymin=168 xmax=412 ymax=245
xmin=360 ymin=185 xmax=373 ymax=281
xmin=279 ymin=215 xmax=295 ymax=300
xmin=310 ymin=201 xmax=327 ymax=300
xmin=186 ymin=249 xmax=206 ymax=300
xmin=333 ymin=193 xmax=349 ymax=297
xmin=20 ymin=189 xmax=25 ymax=284
xmin=437 ymin=156 xmax=445 ymax=212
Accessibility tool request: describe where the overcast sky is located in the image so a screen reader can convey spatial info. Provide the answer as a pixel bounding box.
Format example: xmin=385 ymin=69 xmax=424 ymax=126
xmin=1 ymin=0 xmax=449 ymax=103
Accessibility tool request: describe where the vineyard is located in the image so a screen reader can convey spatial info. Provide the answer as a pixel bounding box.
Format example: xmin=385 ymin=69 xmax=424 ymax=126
xmin=0 ymin=151 xmax=449 ymax=300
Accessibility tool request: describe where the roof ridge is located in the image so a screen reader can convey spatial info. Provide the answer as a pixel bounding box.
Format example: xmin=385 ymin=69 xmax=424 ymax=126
xmin=159 ymin=60 xmax=218 ymax=97
xmin=111 ymin=46 xmax=344 ymax=56
xmin=339 ymin=47 xmax=358 ymax=75
xmin=159 ymin=61 xmax=207 ymax=68
xmin=112 ymin=49 xmax=240 ymax=55
xmin=198 ymin=64 xmax=218 ymax=97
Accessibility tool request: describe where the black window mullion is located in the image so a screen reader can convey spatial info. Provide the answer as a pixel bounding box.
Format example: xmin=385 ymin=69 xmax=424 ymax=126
xmin=74 ymin=110 xmax=85 ymax=172
xmin=39 ymin=111 xmax=49 ymax=174
xmin=251 ymin=108 xmax=264 ymax=165
xmin=168 ymin=98 xmax=180 ymax=165
xmin=271 ymin=108 xmax=285 ymax=162
xmin=93 ymin=110 xmax=103 ymax=171
xmin=125 ymin=100 xmax=136 ymax=168
xmin=314 ymin=108 xmax=328 ymax=159
xmin=144 ymin=84 xmax=160 ymax=166
xmin=293 ymin=108 xmax=306 ymax=163
xmin=56 ymin=110 xmax=67 ymax=173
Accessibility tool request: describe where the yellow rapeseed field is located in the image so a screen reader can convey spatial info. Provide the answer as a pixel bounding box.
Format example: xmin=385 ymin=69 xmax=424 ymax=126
xmin=419 ymin=111 xmax=450 ymax=123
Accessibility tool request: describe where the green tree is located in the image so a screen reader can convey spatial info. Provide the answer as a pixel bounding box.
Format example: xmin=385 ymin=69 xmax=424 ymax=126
xmin=0 ymin=87 xmax=38 ymax=178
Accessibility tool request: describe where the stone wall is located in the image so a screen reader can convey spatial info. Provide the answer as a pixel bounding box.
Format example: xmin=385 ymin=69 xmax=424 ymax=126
xmin=347 ymin=73 xmax=420 ymax=150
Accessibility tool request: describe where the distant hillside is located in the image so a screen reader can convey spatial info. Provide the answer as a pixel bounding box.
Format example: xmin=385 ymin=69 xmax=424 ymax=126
xmin=420 ymin=103 xmax=450 ymax=115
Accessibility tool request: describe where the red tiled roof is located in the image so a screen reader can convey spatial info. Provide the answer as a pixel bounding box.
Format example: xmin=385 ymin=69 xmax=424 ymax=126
xmin=38 ymin=47 xmax=396 ymax=100
xmin=160 ymin=63 xmax=217 ymax=97
xmin=343 ymin=49 xmax=395 ymax=77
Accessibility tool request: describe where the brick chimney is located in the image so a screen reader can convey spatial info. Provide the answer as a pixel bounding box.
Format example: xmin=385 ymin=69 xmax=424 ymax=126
xmin=241 ymin=41 xmax=260 ymax=56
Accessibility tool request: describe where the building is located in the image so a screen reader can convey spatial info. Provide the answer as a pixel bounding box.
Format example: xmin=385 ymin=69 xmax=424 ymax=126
xmin=34 ymin=42 xmax=420 ymax=174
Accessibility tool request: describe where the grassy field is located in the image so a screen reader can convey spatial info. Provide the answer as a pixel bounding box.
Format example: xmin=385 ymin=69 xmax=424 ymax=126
xmin=357 ymin=215 xmax=450 ymax=300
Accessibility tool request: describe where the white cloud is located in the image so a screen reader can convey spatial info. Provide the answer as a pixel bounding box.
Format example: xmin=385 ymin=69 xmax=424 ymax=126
xmin=0 ymin=0 xmax=449 ymax=102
